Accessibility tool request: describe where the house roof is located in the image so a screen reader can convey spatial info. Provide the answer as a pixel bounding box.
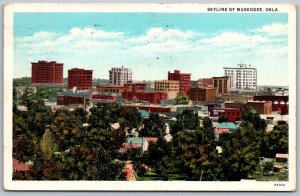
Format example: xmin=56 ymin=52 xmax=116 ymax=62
xmin=216 ymin=122 xmax=239 ymax=130
xmin=147 ymin=137 xmax=158 ymax=143
xmin=138 ymin=110 xmax=150 ymax=118
xmin=276 ymin=153 xmax=288 ymax=159
xmin=126 ymin=137 xmax=146 ymax=145
xmin=124 ymin=163 xmax=136 ymax=181
xmin=13 ymin=158 xmax=29 ymax=172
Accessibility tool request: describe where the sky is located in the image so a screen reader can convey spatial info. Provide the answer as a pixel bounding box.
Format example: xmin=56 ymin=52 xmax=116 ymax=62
xmin=14 ymin=13 xmax=288 ymax=86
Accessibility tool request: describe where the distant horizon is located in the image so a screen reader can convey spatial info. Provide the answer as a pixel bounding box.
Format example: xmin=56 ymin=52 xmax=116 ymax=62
xmin=14 ymin=12 xmax=288 ymax=86
xmin=13 ymin=76 xmax=289 ymax=88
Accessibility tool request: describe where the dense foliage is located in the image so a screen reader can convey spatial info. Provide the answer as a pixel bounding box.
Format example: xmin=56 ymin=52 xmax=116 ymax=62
xmin=13 ymin=91 xmax=288 ymax=181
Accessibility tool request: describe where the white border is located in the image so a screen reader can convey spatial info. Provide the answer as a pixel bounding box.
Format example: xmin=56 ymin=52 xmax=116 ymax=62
xmin=3 ymin=3 xmax=296 ymax=191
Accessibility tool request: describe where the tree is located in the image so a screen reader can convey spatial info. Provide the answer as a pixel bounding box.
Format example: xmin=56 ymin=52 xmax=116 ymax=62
xmin=219 ymin=124 xmax=261 ymax=181
xmin=139 ymin=113 xmax=165 ymax=137
xmin=218 ymin=116 xmax=228 ymax=123
xmin=49 ymin=111 xmax=82 ymax=150
xmin=175 ymin=93 xmax=189 ymax=105
xmin=262 ymin=161 xmax=273 ymax=176
xmin=241 ymin=107 xmax=267 ymax=132
xmin=26 ymin=99 xmax=53 ymax=137
xmin=171 ymin=110 xmax=199 ymax=134
xmin=13 ymin=137 xmax=36 ymax=162
xmin=40 ymin=129 xmax=59 ymax=160
xmin=261 ymin=124 xmax=288 ymax=158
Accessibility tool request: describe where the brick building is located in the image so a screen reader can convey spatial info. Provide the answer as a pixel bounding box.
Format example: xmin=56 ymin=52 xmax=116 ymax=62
xmin=190 ymin=87 xmax=216 ymax=103
xmin=224 ymin=101 xmax=272 ymax=115
xmin=168 ymin=70 xmax=191 ymax=95
xmin=122 ymin=91 xmax=168 ymax=104
xmin=123 ymin=104 xmax=172 ymax=113
xmin=213 ymin=76 xmax=230 ymax=95
xmin=124 ymin=83 xmax=146 ymax=92
xmin=31 ymin=61 xmax=63 ymax=84
xmin=154 ymin=80 xmax=180 ymax=99
xmin=191 ymin=78 xmax=214 ymax=88
xmin=253 ymin=96 xmax=289 ymax=115
xmin=92 ymin=94 xmax=116 ymax=103
xmin=209 ymin=107 xmax=242 ymax=122
xmin=96 ymin=86 xmax=132 ymax=93
xmin=68 ymin=68 xmax=93 ymax=90
xmin=221 ymin=94 xmax=254 ymax=102
xmin=57 ymin=91 xmax=91 ymax=106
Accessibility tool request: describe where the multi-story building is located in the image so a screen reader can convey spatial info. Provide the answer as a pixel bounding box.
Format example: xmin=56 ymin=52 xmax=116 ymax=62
xmin=168 ymin=70 xmax=191 ymax=95
xmin=68 ymin=68 xmax=93 ymax=90
xmin=91 ymin=94 xmax=116 ymax=104
xmin=190 ymin=87 xmax=216 ymax=103
xmin=57 ymin=91 xmax=91 ymax=106
xmin=122 ymin=91 xmax=168 ymax=104
xmin=96 ymin=86 xmax=132 ymax=93
xmin=224 ymin=101 xmax=272 ymax=115
xmin=31 ymin=60 xmax=63 ymax=84
xmin=124 ymin=83 xmax=146 ymax=92
xmin=254 ymin=95 xmax=288 ymax=115
xmin=154 ymin=80 xmax=180 ymax=99
xmin=209 ymin=107 xmax=242 ymax=122
xmin=213 ymin=76 xmax=230 ymax=95
xmin=109 ymin=66 xmax=132 ymax=86
xmin=224 ymin=64 xmax=257 ymax=91
xmin=154 ymin=80 xmax=180 ymax=92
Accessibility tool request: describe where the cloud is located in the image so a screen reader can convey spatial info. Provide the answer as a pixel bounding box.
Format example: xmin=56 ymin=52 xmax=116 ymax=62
xmin=252 ymin=23 xmax=288 ymax=36
xmin=126 ymin=27 xmax=203 ymax=43
xmin=14 ymin=25 xmax=289 ymax=86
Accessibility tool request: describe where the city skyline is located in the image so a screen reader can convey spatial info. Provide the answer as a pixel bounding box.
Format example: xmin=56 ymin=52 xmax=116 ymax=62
xmin=14 ymin=13 xmax=288 ymax=85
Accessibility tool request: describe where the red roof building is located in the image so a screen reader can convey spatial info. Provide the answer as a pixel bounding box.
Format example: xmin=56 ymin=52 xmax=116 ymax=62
xmin=13 ymin=158 xmax=29 ymax=173
xmin=31 ymin=61 xmax=63 ymax=84
xmin=209 ymin=107 xmax=242 ymax=122
xmin=122 ymin=91 xmax=168 ymax=104
xmin=124 ymin=83 xmax=147 ymax=92
xmin=254 ymin=96 xmax=288 ymax=115
xmin=190 ymin=87 xmax=216 ymax=103
xmin=123 ymin=105 xmax=171 ymax=113
xmin=68 ymin=68 xmax=93 ymax=90
xmin=92 ymin=94 xmax=116 ymax=103
xmin=168 ymin=70 xmax=191 ymax=95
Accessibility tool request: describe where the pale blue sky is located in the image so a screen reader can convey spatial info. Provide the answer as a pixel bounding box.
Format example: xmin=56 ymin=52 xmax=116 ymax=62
xmin=14 ymin=13 xmax=288 ymax=85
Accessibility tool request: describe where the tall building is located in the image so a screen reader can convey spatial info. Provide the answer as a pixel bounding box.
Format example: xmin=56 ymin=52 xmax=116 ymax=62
xmin=31 ymin=61 xmax=63 ymax=84
xmin=154 ymin=80 xmax=180 ymax=92
xmin=168 ymin=70 xmax=191 ymax=95
xmin=68 ymin=68 xmax=93 ymax=90
xmin=109 ymin=66 xmax=132 ymax=86
xmin=213 ymin=76 xmax=230 ymax=95
xmin=224 ymin=64 xmax=257 ymax=91
xmin=190 ymin=87 xmax=216 ymax=103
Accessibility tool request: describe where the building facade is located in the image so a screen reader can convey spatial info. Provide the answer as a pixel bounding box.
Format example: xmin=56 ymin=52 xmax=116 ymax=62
xmin=213 ymin=76 xmax=230 ymax=95
xmin=209 ymin=107 xmax=242 ymax=122
xmin=92 ymin=94 xmax=116 ymax=103
xmin=190 ymin=87 xmax=216 ymax=103
xmin=124 ymin=83 xmax=146 ymax=92
xmin=68 ymin=68 xmax=93 ymax=90
xmin=109 ymin=66 xmax=133 ymax=86
xmin=123 ymin=104 xmax=172 ymax=113
xmin=224 ymin=64 xmax=257 ymax=91
xmin=96 ymin=86 xmax=132 ymax=93
xmin=154 ymin=80 xmax=180 ymax=92
xmin=168 ymin=70 xmax=191 ymax=95
xmin=31 ymin=61 xmax=63 ymax=84
xmin=224 ymin=101 xmax=273 ymax=115
xmin=253 ymin=95 xmax=288 ymax=115
xmin=122 ymin=91 xmax=168 ymax=104
xmin=57 ymin=91 xmax=91 ymax=106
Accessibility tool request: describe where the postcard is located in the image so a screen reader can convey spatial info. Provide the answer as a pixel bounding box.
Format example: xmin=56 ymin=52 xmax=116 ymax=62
xmin=3 ymin=3 xmax=296 ymax=191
